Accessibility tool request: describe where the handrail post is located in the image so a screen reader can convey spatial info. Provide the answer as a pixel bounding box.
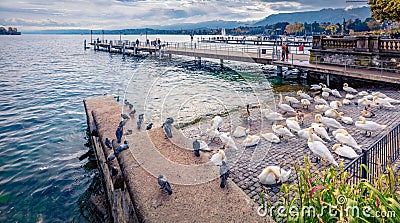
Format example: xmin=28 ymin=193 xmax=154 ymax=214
xmin=361 ymin=149 xmax=368 ymax=181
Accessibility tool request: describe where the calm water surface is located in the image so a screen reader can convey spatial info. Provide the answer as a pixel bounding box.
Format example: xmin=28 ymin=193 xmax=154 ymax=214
xmin=0 ymin=34 xmax=297 ymax=222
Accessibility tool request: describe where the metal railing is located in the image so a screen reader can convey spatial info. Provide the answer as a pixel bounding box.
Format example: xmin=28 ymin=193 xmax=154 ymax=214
xmin=344 ymin=123 xmax=400 ymax=185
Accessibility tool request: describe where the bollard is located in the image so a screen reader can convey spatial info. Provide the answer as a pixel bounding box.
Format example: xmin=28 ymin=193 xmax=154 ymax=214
xmin=84 ymin=40 xmax=86 ymax=50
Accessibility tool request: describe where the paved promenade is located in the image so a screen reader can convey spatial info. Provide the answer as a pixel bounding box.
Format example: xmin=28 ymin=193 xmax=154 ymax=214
xmin=181 ymin=88 xmax=400 ymax=205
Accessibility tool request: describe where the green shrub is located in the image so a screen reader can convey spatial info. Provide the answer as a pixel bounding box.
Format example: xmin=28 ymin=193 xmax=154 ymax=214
xmin=259 ymin=157 xmax=400 ymax=222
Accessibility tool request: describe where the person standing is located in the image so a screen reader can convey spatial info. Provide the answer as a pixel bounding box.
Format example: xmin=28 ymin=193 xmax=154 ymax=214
xmin=286 ymin=44 xmax=289 ymax=61
xmin=281 ymin=42 xmax=286 ymax=61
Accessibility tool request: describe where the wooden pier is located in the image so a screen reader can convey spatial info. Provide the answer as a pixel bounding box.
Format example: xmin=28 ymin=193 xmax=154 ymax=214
xmin=88 ymin=35 xmax=399 ymax=85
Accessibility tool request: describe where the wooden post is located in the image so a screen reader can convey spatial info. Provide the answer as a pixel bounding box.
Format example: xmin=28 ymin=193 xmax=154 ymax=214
xmin=84 ymin=40 xmax=86 ymax=50
xmin=277 ymin=66 xmax=282 ymax=76
xmin=109 ymin=41 xmax=113 ymax=53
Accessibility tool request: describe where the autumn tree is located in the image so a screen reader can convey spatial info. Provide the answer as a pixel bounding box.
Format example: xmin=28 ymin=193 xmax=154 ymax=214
xmin=366 ymin=18 xmax=382 ymax=30
xmin=285 ymin=22 xmax=304 ymax=35
xmin=326 ymin=24 xmax=339 ymax=34
xmin=368 ymin=0 xmax=400 ymax=22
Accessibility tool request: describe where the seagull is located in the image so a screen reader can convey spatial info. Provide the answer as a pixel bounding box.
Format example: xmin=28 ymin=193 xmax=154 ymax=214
xmin=158 ymin=175 xmax=172 ymax=195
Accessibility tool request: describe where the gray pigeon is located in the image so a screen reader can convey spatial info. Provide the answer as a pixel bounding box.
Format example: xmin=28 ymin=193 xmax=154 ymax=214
xmin=119 ymin=120 xmax=126 ymax=127
xmin=193 ymin=139 xmax=200 ymax=157
xmin=157 ymin=175 xmax=172 ymax=195
xmin=121 ymin=113 xmax=130 ymax=120
xmin=165 ymin=117 xmax=174 ymax=124
xmin=129 ymin=109 xmax=136 ymax=116
xmin=124 ymin=99 xmax=134 ymax=110
xmin=220 ymin=161 xmax=230 ymax=188
xmin=163 ymin=123 xmax=172 ymax=138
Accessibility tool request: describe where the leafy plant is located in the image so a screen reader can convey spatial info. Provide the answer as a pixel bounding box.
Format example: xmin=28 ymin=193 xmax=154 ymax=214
xmin=259 ymin=157 xmax=400 ymax=222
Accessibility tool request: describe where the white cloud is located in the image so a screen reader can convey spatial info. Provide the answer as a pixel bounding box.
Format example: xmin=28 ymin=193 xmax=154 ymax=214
xmin=0 ymin=0 xmax=360 ymax=31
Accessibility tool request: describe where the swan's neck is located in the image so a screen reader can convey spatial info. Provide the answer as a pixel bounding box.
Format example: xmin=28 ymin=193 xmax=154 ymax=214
xmin=265 ymin=167 xmax=280 ymax=181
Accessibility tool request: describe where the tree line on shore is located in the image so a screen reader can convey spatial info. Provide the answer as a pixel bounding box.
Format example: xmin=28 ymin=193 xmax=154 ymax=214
xmin=0 ymin=26 xmax=21 ymax=35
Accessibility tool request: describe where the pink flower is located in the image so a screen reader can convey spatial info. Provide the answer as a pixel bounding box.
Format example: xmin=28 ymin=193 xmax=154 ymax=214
xmin=310 ymin=186 xmax=325 ymax=199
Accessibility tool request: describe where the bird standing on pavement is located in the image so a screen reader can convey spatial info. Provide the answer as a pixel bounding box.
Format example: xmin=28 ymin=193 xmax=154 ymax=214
xmin=158 ymin=175 xmax=172 ymax=195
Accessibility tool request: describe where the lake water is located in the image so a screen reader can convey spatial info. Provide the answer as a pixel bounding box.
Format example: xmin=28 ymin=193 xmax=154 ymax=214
xmin=0 ymin=34 xmax=300 ymax=222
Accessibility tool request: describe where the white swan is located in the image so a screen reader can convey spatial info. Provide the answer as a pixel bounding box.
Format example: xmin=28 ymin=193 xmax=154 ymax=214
xmin=307 ymin=128 xmax=338 ymax=167
xmin=278 ymin=94 xmax=295 ymax=114
xmin=342 ymin=99 xmax=352 ymax=105
xmin=258 ymin=166 xmax=291 ymax=185
xmin=261 ymin=133 xmax=280 ymax=143
xmin=298 ymin=127 xmax=326 ymax=143
xmin=373 ymin=96 xmax=395 ymax=109
xmin=358 ymin=91 xmax=369 ymax=96
xmin=301 ymin=99 xmax=311 ymax=109
xmin=285 ymin=96 xmax=300 ymax=106
xmin=315 ymin=104 xmax=331 ymax=112
xmin=343 ymin=83 xmax=358 ymax=93
xmin=311 ymin=123 xmax=331 ymax=141
xmin=297 ymin=90 xmax=312 ymax=100
xmin=383 ymin=97 xmax=400 ymax=104
xmin=355 ymin=116 xmax=387 ymax=137
xmin=286 ymin=117 xmax=301 ymax=133
xmin=345 ymin=93 xmax=356 ymax=100
xmin=219 ymin=132 xmax=238 ymax=149
xmin=356 ymin=97 xmax=373 ymax=108
xmin=315 ymin=114 xmax=344 ymax=132
xmin=272 ymin=124 xmax=295 ymax=138
xmin=233 ymin=126 xmax=249 ymax=138
xmin=330 ymin=101 xmax=342 ymax=110
xmin=372 ymin=91 xmax=388 ymax=98
xmin=321 ymin=84 xmax=332 ymax=93
xmin=332 ymin=129 xmax=361 ymax=151
xmin=262 ymin=106 xmax=285 ymax=121
xmin=331 ymin=89 xmax=342 ymax=98
xmin=242 ymin=135 xmax=261 ymax=147
xmin=324 ymin=109 xmax=343 ymax=119
xmin=332 ymin=144 xmax=358 ymax=159
xmin=210 ymin=150 xmax=226 ymax=166
xmin=199 ymin=140 xmax=210 ymax=151
xmin=206 ymin=128 xmax=220 ymax=140
xmin=210 ymin=115 xmax=222 ymax=130
xmin=310 ymin=84 xmax=322 ymax=90
xmin=322 ymin=91 xmax=330 ymax=99
xmin=314 ymin=96 xmax=328 ymax=105
xmin=339 ymin=114 xmax=353 ymax=125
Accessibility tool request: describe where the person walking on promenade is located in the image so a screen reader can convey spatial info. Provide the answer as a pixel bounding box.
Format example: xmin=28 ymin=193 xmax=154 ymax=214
xmin=286 ymin=44 xmax=289 ymax=61
xmin=281 ymin=42 xmax=287 ymax=61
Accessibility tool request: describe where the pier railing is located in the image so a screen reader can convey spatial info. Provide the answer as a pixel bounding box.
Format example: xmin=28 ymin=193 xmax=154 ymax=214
xmin=313 ymin=35 xmax=400 ymax=53
xmin=344 ymin=123 xmax=400 ymax=185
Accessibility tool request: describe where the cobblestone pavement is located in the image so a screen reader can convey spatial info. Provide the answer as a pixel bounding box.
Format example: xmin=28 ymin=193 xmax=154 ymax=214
xmin=181 ymin=87 xmax=400 ymax=205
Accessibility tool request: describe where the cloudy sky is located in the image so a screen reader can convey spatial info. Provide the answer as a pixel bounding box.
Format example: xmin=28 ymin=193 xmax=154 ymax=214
xmin=0 ymin=0 xmax=366 ymax=31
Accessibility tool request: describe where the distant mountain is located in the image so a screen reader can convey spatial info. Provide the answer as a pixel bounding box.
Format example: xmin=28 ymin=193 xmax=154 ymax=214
xmin=254 ymin=7 xmax=371 ymax=26
xmin=24 ymin=6 xmax=372 ymax=34
xmin=152 ymin=20 xmax=248 ymax=30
